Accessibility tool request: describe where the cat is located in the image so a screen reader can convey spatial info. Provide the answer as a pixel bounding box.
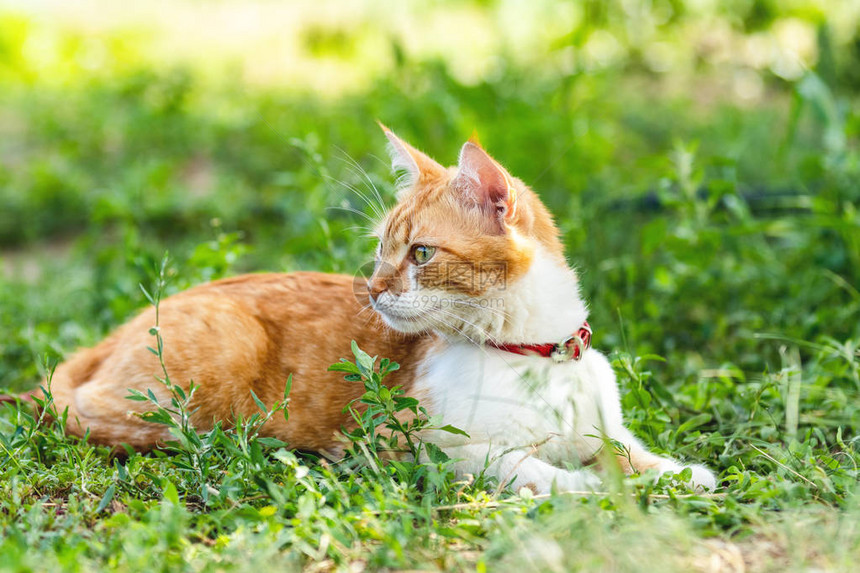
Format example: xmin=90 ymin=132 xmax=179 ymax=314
xmin=17 ymin=126 xmax=716 ymax=494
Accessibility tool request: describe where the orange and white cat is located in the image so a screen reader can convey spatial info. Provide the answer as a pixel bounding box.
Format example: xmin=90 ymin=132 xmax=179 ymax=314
xmin=25 ymin=127 xmax=716 ymax=493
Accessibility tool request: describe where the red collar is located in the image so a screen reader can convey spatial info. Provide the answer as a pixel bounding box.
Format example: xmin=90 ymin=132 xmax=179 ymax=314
xmin=487 ymin=321 xmax=592 ymax=362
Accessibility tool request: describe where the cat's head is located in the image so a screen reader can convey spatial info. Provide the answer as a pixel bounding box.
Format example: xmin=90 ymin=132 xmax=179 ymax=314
xmin=367 ymin=126 xmax=572 ymax=343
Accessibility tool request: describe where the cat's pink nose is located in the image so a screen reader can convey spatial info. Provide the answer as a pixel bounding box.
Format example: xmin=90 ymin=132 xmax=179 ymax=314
xmin=367 ymin=278 xmax=388 ymax=302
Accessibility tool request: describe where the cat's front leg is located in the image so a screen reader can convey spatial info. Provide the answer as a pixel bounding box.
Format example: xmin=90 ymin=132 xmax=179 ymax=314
xmin=586 ymin=351 xmax=717 ymax=491
xmin=442 ymin=443 xmax=601 ymax=495
xmin=608 ymin=426 xmax=717 ymax=491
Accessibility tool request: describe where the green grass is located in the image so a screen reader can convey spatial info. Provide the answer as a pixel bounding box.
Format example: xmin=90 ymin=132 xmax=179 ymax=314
xmin=1 ymin=3 xmax=859 ymax=571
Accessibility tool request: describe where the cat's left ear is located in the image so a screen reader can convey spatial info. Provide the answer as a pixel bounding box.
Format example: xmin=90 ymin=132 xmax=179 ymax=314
xmin=451 ymin=141 xmax=518 ymax=229
xmin=379 ymin=123 xmax=446 ymax=194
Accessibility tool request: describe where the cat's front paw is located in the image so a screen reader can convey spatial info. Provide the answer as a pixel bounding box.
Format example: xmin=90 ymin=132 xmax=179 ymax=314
xmin=657 ymin=460 xmax=717 ymax=491
xmin=686 ymin=464 xmax=717 ymax=491
xmin=549 ymin=468 xmax=602 ymax=495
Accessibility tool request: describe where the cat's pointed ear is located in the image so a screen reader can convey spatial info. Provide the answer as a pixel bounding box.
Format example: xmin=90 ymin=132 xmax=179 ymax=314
xmin=378 ymin=123 xmax=445 ymax=193
xmin=451 ymin=141 xmax=517 ymax=228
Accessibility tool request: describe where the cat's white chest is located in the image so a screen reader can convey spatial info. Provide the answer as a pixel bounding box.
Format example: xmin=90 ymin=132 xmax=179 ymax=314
xmin=416 ymin=343 xmax=622 ymax=464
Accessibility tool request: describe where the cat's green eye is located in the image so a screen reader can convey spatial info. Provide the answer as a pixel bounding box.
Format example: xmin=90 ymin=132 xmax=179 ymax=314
xmin=411 ymin=245 xmax=436 ymax=265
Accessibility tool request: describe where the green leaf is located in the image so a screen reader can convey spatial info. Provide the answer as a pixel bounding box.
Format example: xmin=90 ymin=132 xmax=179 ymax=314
xmin=351 ymin=340 xmax=375 ymax=376
xmin=283 ymin=374 xmax=293 ymax=422
xmin=284 ymin=373 xmax=293 ymax=398
xmin=424 ymin=442 xmax=450 ymax=464
xmin=162 ymin=480 xmax=180 ymax=505
xmin=141 ymin=410 xmax=173 ymax=426
xmin=249 ymin=388 xmax=267 ymax=414
xmin=328 ymin=362 xmax=361 ymax=375
xmin=139 ymin=283 xmax=155 ymax=305
xmin=385 ymin=361 xmax=401 ymax=373
xmin=95 ymin=484 xmax=116 ymax=513
xmin=677 ymin=413 xmax=712 ymax=434
xmin=125 ymin=389 xmax=148 ymax=402
xmin=393 ymin=396 xmax=419 ymax=410
xmin=252 ymin=476 xmax=285 ymax=506
xmin=436 ymin=424 xmax=470 ymax=437
xmin=114 ymin=459 xmax=129 ymax=482
xmin=257 ymin=437 xmax=288 ymax=448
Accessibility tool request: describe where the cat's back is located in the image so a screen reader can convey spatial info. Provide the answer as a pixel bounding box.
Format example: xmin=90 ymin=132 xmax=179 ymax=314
xmin=166 ymin=271 xmax=358 ymax=319
xmin=118 ymin=271 xmax=385 ymax=368
xmin=141 ymin=270 xmax=397 ymax=346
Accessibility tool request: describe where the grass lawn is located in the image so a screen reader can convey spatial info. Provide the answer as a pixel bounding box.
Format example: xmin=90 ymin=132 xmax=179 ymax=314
xmin=0 ymin=2 xmax=858 ymax=571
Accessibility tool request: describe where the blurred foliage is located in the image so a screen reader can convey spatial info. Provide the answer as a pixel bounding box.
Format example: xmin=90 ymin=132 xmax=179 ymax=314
xmin=0 ymin=1 xmax=859 ymax=570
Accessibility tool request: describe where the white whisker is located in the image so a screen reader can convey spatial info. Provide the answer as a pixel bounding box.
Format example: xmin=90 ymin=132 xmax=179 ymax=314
xmin=336 ymin=150 xmax=389 ymax=211
xmin=445 ymin=298 xmax=511 ymax=322
xmin=326 ymin=205 xmax=376 ymax=224
xmin=333 ymin=147 xmax=390 ymax=218
xmin=323 ymin=173 xmax=385 ymax=222
xmin=431 ymin=307 xmax=494 ymax=345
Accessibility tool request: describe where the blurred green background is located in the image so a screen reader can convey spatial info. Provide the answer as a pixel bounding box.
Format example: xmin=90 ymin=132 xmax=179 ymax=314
xmin=0 ymin=0 xmax=858 ymax=468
